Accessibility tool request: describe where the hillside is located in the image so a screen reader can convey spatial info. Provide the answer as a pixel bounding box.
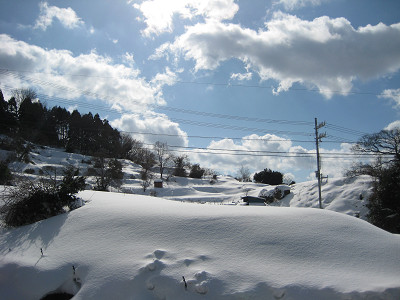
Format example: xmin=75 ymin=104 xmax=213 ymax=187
xmin=2 ymin=145 xmax=373 ymax=219
xmin=1 ymin=145 xmax=399 ymax=299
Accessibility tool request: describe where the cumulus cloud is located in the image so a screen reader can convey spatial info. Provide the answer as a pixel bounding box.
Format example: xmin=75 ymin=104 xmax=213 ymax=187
xmin=0 ymin=34 xmax=175 ymax=112
xmin=34 ymin=2 xmax=84 ymax=30
xmin=111 ymin=113 xmax=188 ymax=147
xmin=187 ymin=133 xmax=354 ymax=181
xmin=385 ymin=120 xmax=400 ymax=131
xmin=132 ymin=0 xmax=238 ymax=36
xmin=274 ymin=0 xmax=328 ymax=10
xmin=0 ymin=34 xmax=190 ymax=152
xmin=380 ymin=88 xmax=400 ymax=109
xmin=188 ymin=134 xmax=311 ymax=176
xmin=153 ymin=12 xmax=400 ymax=98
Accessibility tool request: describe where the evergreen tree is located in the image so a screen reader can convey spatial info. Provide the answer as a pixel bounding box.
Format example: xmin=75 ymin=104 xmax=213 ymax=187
xmin=189 ymin=164 xmax=205 ymax=179
xmin=0 ymin=90 xmax=16 ymax=134
xmin=66 ymin=110 xmax=82 ymax=153
xmin=50 ymin=106 xmax=70 ymax=147
xmin=253 ymin=168 xmax=283 ymax=185
xmin=18 ymin=96 xmax=48 ymax=143
xmin=173 ymin=155 xmax=189 ymax=177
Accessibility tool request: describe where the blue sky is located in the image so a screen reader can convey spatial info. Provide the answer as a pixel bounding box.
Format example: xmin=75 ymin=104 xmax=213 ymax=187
xmin=1 ymin=0 xmax=400 ymax=182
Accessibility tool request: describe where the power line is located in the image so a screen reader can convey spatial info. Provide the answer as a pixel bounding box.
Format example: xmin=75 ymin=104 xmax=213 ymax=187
xmin=147 ymin=143 xmax=384 ymax=157
xmin=0 ymin=69 xmax=373 ymax=136
xmin=0 ymin=69 xmax=369 ymax=144
xmin=0 ymin=84 xmax=316 ymax=138
xmin=2 ymin=67 xmax=398 ymax=97
xmin=0 ymin=71 xmax=314 ymax=127
xmin=325 ymin=123 xmax=368 ymax=137
xmin=120 ymin=130 xmax=359 ymax=144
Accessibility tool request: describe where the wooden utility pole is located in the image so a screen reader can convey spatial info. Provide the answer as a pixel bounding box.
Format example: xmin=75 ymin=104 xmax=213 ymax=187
xmin=314 ymin=118 xmax=326 ymax=209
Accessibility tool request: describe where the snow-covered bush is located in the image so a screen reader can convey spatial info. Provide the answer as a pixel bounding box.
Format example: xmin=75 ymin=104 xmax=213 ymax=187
xmin=259 ymin=185 xmax=290 ymax=204
xmin=2 ymin=166 xmax=85 ymax=227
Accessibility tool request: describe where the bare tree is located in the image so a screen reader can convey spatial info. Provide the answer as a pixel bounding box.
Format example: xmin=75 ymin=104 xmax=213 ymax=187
xmin=153 ymin=141 xmax=172 ymax=179
xmin=352 ymin=129 xmax=400 ymax=163
xmin=237 ymin=165 xmax=251 ymax=182
xmin=12 ymin=88 xmax=37 ymax=110
xmin=139 ymin=148 xmax=156 ymax=176
xmin=128 ymin=139 xmax=146 ymax=164
xmin=119 ymin=133 xmax=136 ymax=159
xmin=93 ymin=156 xmax=123 ymax=191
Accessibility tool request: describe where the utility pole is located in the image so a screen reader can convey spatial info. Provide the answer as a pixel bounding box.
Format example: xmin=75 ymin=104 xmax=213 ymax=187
xmin=314 ymin=118 xmax=326 ymax=209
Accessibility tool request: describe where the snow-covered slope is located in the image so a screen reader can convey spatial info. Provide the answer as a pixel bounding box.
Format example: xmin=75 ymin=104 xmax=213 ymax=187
xmin=269 ymin=175 xmax=373 ymax=220
xmin=1 ymin=146 xmax=399 ymax=299
xmin=2 ymin=145 xmax=374 ymax=220
xmin=1 ymin=192 xmax=399 ymax=300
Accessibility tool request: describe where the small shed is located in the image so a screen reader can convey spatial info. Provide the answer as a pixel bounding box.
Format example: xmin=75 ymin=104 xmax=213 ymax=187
xmin=154 ymin=179 xmax=163 ymax=188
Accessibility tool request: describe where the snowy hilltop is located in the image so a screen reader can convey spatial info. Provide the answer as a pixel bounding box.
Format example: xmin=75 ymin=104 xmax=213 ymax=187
xmin=1 ymin=146 xmax=399 ymax=299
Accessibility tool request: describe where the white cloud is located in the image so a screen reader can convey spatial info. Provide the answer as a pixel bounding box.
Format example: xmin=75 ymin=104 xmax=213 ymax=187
xmin=317 ymin=143 xmax=355 ymax=178
xmin=111 ymin=113 xmax=189 ymax=147
xmin=67 ymin=105 xmax=78 ymax=113
xmin=187 ymin=134 xmax=355 ymax=181
xmin=0 ymin=34 xmax=174 ymax=113
xmin=380 ymin=88 xmax=400 ymax=109
xmin=274 ymin=0 xmax=327 ymax=11
xmin=132 ymin=0 xmax=238 ymax=36
xmin=123 ymin=52 xmax=135 ymax=67
xmin=230 ymin=72 xmax=252 ymax=81
xmin=34 ymin=2 xmax=84 ymax=30
xmin=150 ymin=67 xmax=178 ymax=88
xmin=385 ymin=120 xmax=400 ymax=131
xmin=154 ymin=13 xmax=400 ymax=98
xmin=188 ymin=134 xmax=311 ymax=176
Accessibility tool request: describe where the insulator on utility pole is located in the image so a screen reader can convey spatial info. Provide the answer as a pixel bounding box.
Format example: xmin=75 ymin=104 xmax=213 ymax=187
xmin=314 ymin=118 xmax=326 ymax=209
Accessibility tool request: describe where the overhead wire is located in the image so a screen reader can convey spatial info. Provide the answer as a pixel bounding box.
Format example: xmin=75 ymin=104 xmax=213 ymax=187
xmin=0 ymin=68 xmax=373 ymax=150
xmin=2 ymin=67 xmax=399 ymax=97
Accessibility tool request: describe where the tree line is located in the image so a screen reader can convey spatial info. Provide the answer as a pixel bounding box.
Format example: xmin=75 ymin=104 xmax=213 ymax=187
xmin=0 ymin=88 xmax=212 ymax=182
xmin=0 ymin=88 xmax=121 ymax=157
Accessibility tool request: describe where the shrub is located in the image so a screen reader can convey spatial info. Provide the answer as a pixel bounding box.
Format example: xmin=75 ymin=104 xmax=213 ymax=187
xmin=2 ymin=166 xmax=85 ymax=227
xmin=0 ymin=161 xmax=13 ymax=185
xmin=173 ymin=155 xmax=189 ymax=177
xmin=253 ymin=168 xmax=283 ymax=185
xmin=93 ymin=157 xmax=123 ymax=191
xmin=189 ymin=164 xmax=205 ymax=179
xmin=259 ymin=186 xmax=291 ymax=204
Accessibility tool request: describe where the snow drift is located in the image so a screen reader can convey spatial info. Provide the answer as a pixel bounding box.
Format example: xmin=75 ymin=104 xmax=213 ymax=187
xmin=1 ymin=191 xmax=399 ymax=299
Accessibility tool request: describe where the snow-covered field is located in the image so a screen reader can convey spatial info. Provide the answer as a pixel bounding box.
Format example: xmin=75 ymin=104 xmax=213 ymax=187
xmin=1 ymin=146 xmax=400 ymax=299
